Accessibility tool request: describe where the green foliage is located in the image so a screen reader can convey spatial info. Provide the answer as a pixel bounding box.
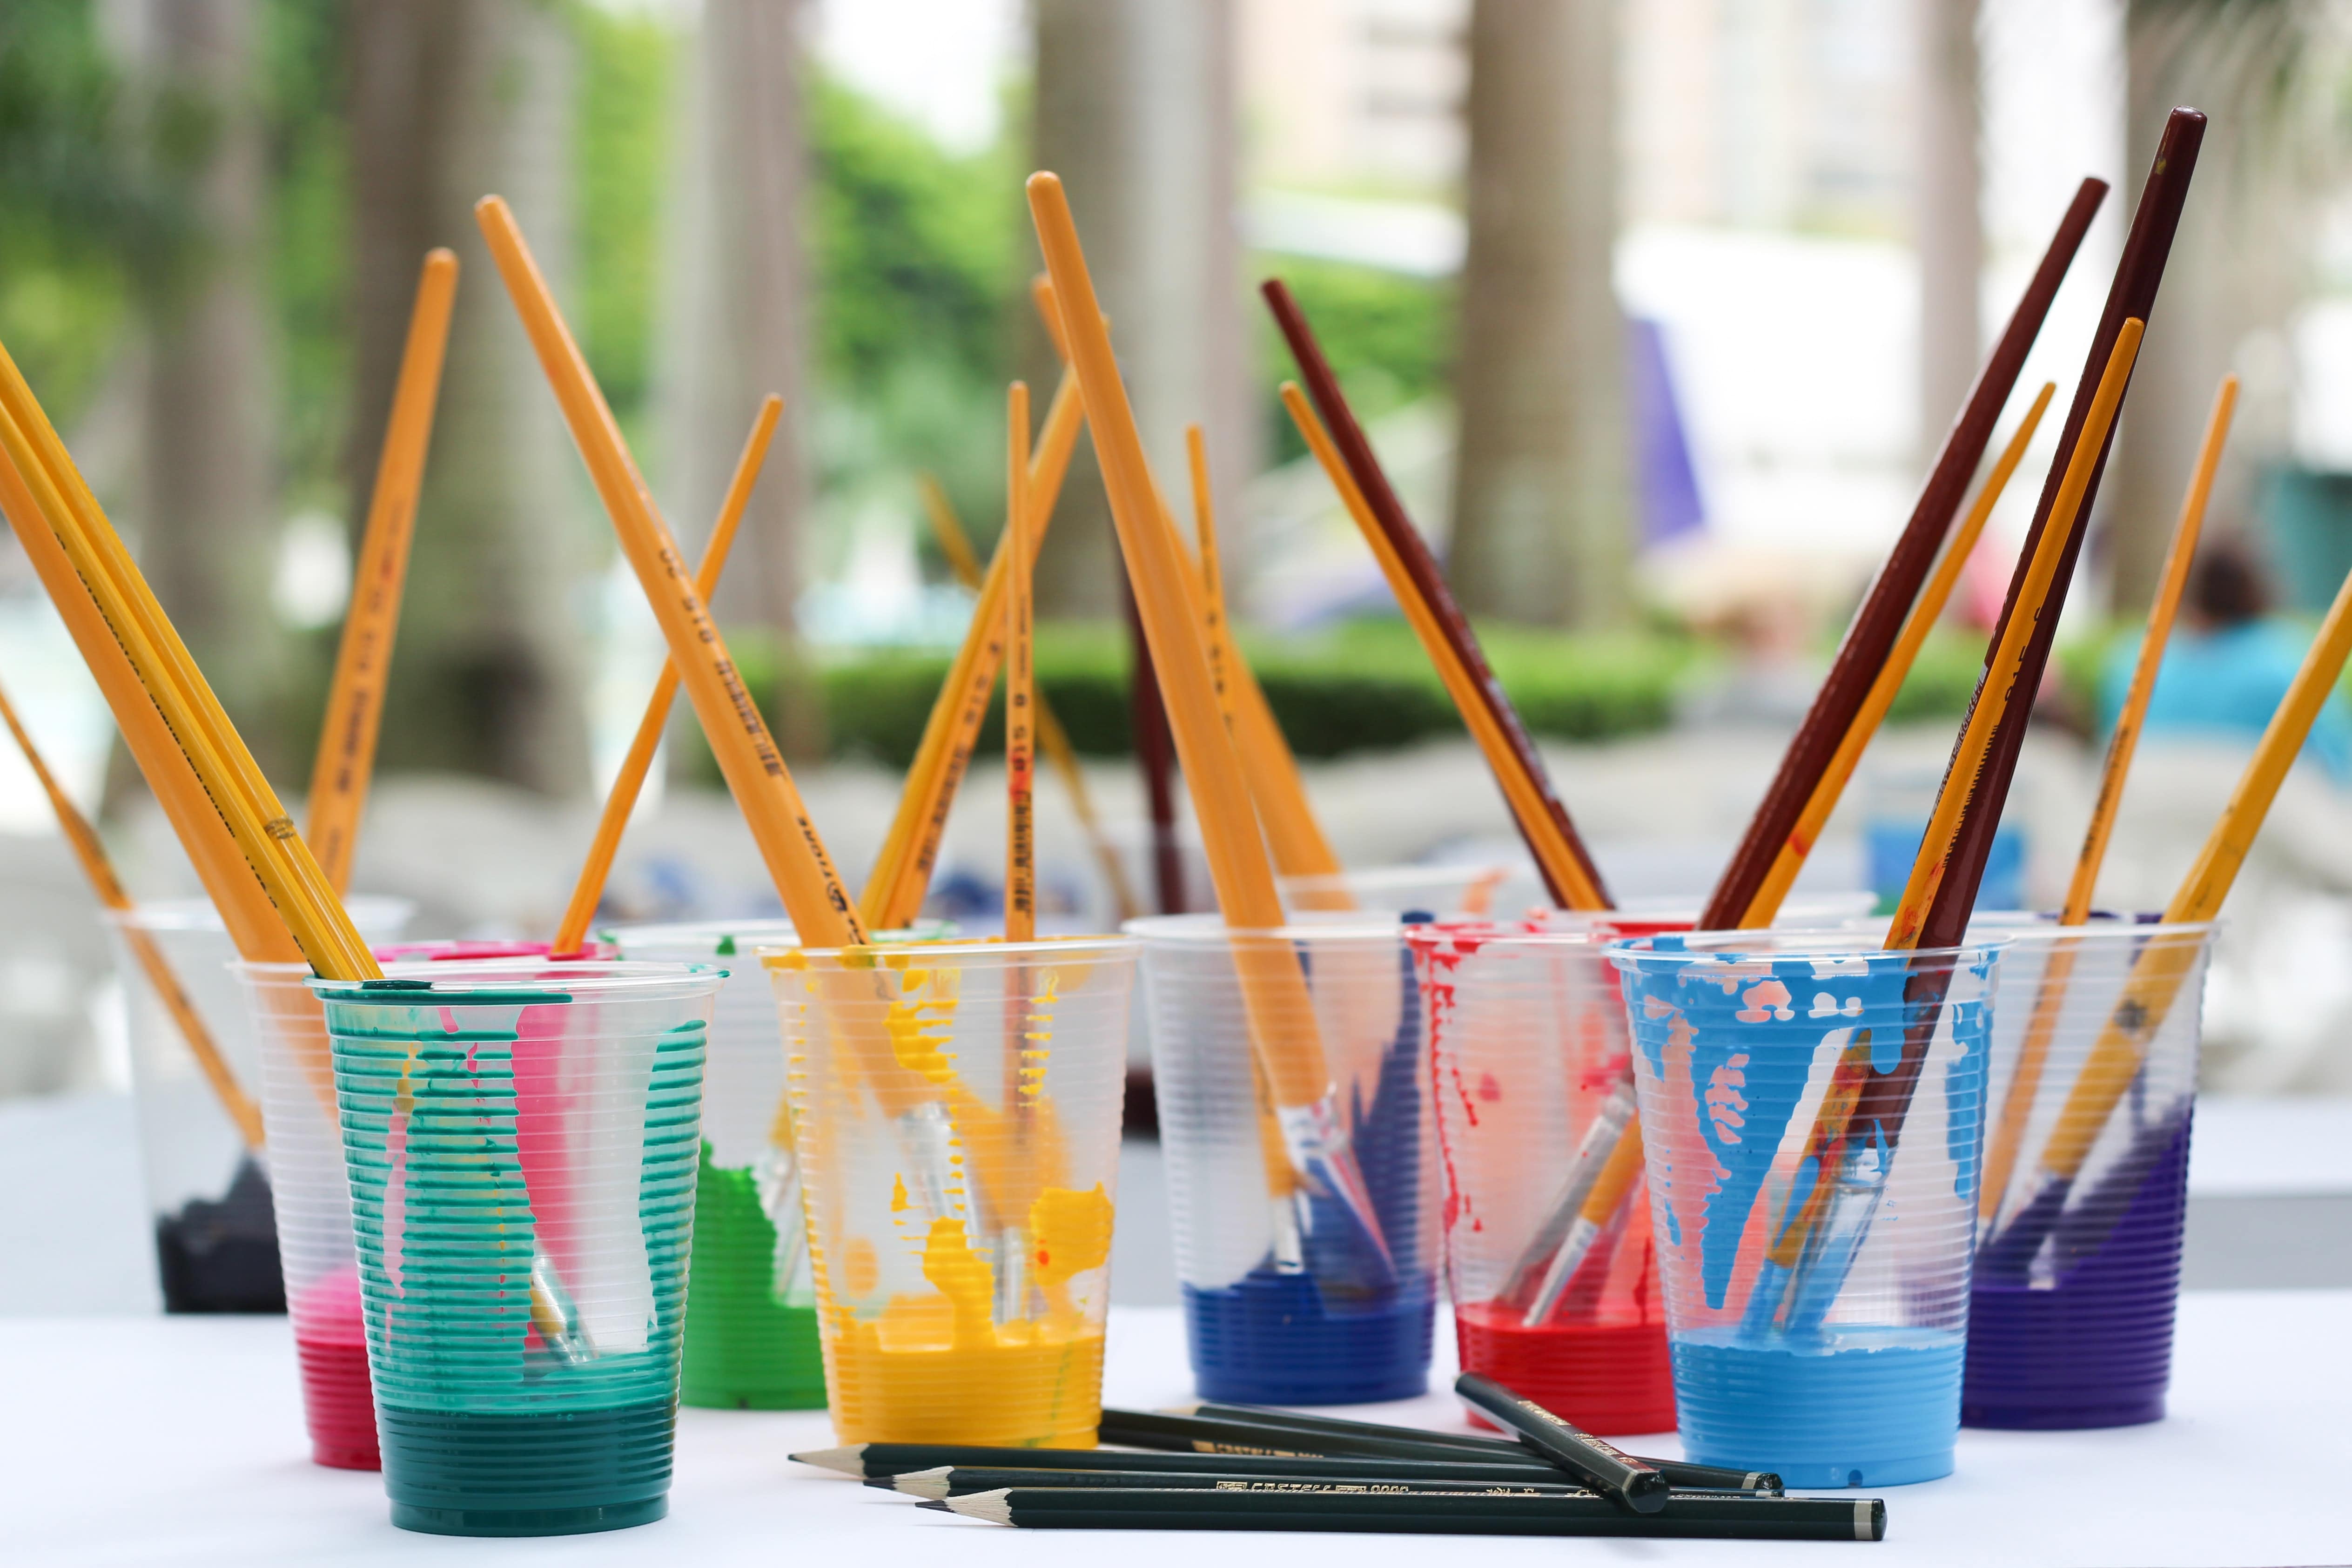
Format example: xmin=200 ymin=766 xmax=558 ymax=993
xmin=805 ymin=71 xmax=1021 ymax=543
xmin=1253 ymin=257 xmax=1454 ymax=462
xmin=262 ymin=0 xmax=350 ymax=515
xmin=0 ymin=0 xmax=176 ymax=427
xmin=575 ymin=5 xmax=676 ymax=440
xmin=685 ymin=619 xmax=1698 ymax=784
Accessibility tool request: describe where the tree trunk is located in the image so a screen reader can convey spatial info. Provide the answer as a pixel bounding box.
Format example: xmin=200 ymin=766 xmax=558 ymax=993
xmin=346 ymin=0 xmax=591 ymax=795
xmin=2110 ymin=7 xmax=2305 ymax=614
xmin=1029 ymin=0 xmax=1249 ymax=619
xmin=658 ymin=0 xmax=822 ymax=760
xmin=1916 ymin=0 xmax=1984 ymax=458
xmin=125 ymin=0 xmax=283 ymax=766
xmin=1451 ymin=0 xmax=1633 ymax=629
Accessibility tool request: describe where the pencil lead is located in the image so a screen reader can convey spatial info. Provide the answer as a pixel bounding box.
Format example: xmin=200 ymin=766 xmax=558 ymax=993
xmin=916 ymin=1500 xmax=950 ymax=1512
xmin=789 ymin=1445 xmax=867 ymax=1476
xmin=893 ymin=1467 xmax=953 ymax=1500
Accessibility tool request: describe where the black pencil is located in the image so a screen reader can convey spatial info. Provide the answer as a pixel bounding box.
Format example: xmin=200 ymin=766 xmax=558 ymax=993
xmin=1455 ymin=1372 xmax=1667 ymax=1513
xmin=926 ymin=1487 xmax=1887 ymax=1541
xmin=1170 ymin=1400 xmax=1781 ymax=1494
xmin=880 ymin=1465 xmax=1587 ymax=1499
xmin=795 ymin=1442 xmax=1554 ymax=1482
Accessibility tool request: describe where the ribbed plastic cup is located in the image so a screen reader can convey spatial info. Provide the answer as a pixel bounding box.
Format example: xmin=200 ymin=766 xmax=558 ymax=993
xmin=319 ymin=958 xmax=720 ymax=1536
xmin=241 ymin=961 xmax=375 ymax=1467
xmin=1410 ymin=918 xmax=1679 ymax=1436
xmin=602 ymin=917 xmax=953 ymax=1412
xmin=111 ymin=897 xmax=411 ymax=1314
xmin=1961 ymin=915 xmax=2217 ymax=1430
xmin=775 ymin=935 xmax=1134 ymax=1447
xmin=1131 ymin=912 xmax=1438 ymax=1405
xmin=1615 ymin=931 xmax=1999 ymax=1487
xmin=239 ymin=937 xmax=602 ymax=1469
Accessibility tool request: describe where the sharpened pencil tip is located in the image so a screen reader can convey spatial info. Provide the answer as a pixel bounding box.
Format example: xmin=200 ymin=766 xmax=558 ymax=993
xmin=893 ymin=1467 xmax=952 ymax=1501
xmin=916 ymin=1500 xmax=948 ymax=1512
xmin=789 ymin=1445 xmax=867 ymax=1476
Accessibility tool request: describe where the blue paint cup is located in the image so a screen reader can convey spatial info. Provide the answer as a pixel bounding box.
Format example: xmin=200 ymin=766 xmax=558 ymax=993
xmin=1962 ymin=915 xmax=2217 ymax=1430
xmin=1613 ymin=932 xmax=2000 ymax=1487
xmin=1129 ymin=913 xmax=1437 ymax=1405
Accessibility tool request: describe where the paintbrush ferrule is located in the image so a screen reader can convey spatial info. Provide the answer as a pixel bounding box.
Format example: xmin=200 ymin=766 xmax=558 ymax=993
xmin=1277 ymin=1096 xmax=1396 ymax=1281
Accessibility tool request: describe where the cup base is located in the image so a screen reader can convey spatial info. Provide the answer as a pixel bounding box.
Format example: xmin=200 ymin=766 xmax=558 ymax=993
xmin=390 ymin=1497 xmax=668 ymax=1537
xmin=1672 ymin=1326 xmax=1962 ymax=1490
xmin=296 ymin=1336 xmax=380 ymax=1470
xmin=1183 ymin=1273 xmax=1433 ymax=1406
xmin=1961 ymin=1395 xmax=2164 ymax=1431
xmin=379 ymin=1399 xmax=674 ymax=1538
xmin=1455 ymin=1305 xmax=1675 ymax=1437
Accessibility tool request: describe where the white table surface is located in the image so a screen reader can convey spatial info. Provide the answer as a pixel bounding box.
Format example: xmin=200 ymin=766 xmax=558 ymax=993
xmin=11 ymin=1294 xmax=2351 ymax=1568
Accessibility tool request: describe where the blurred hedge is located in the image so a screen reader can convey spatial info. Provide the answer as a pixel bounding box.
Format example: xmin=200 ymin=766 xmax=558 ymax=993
xmin=693 ymin=619 xmax=1707 ymax=780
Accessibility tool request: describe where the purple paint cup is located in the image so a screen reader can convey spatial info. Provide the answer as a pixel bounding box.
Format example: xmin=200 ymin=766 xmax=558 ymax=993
xmin=1962 ymin=915 xmax=2219 ymax=1430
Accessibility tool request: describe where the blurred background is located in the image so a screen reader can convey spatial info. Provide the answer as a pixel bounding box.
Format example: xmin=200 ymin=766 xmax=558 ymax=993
xmin=6 ymin=0 xmax=2352 ymax=1117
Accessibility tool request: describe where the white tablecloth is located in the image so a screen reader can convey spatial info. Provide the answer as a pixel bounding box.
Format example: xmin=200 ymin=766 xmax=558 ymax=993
xmin=10 ymin=1293 xmax=2349 ymax=1567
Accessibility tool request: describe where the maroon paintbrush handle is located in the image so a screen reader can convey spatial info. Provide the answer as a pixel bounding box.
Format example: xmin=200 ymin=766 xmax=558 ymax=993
xmin=1920 ymin=108 xmax=2205 ymax=952
xmin=1698 ymin=177 xmax=2108 ymax=931
xmin=1261 ymin=278 xmax=1610 ymax=912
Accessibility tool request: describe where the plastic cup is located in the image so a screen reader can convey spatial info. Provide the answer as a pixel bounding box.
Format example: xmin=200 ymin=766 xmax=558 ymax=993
xmin=240 ymin=961 xmax=376 ymax=1467
xmin=602 ymin=916 xmax=953 ymax=1411
xmin=111 ymin=896 xmax=411 ymax=1313
xmin=1614 ymin=930 xmax=2000 ymax=1487
xmin=320 ymin=958 xmax=722 ymax=1536
xmin=1961 ymin=915 xmax=2219 ymax=1430
xmin=1410 ymin=919 xmax=1677 ymax=1435
xmin=1131 ymin=912 xmax=1438 ymax=1405
xmin=775 ymin=935 xmax=1134 ymax=1446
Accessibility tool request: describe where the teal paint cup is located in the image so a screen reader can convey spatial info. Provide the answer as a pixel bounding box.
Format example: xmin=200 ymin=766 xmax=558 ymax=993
xmin=319 ymin=959 xmax=721 ymax=1536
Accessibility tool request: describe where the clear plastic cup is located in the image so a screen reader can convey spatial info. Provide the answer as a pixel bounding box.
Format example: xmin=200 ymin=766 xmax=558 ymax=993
xmin=319 ymin=958 xmax=722 ymax=1536
xmin=1613 ymin=930 xmax=2000 ymax=1487
xmin=111 ymin=896 xmax=411 ymax=1313
xmin=774 ymin=935 xmax=1134 ymax=1446
xmin=237 ymin=935 xmax=610 ymax=1469
xmin=602 ymin=917 xmax=951 ymax=1411
xmin=1961 ymin=914 xmax=2218 ymax=1430
xmin=1131 ymin=912 xmax=1438 ymax=1405
xmin=240 ymin=961 xmax=374 ymax=1467
xmin=1410 ymin=919 xmax=1677 ymax=1435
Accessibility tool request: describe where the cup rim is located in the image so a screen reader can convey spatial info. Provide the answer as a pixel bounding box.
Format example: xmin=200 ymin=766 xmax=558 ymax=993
xmin=1610 ymin=929 xmax=2002 ymax=964
xmin=1122 ymin=911 xmax=1411 ymax=944
xmin=307 ymin=957 xmax=727 ymax=1000
xmin=1957 ymin=910 xmax=2222 ymax=942
xmin=764 ymin=933 xmax=1139 ymax=966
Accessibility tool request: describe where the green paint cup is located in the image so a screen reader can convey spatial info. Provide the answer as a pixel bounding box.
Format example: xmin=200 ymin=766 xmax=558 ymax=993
xmin=319 ymin=959 xmax=720 ymax=1536
xmin=603 ymin=919 xmax=951 ymax=1411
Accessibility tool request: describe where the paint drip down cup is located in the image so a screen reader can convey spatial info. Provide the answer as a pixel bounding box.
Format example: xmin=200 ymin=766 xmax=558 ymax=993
xmin=1410 ymin=919 xmax=1677 ymax=1436
xmin=320 ymin=959 xmax=721 ymax=1536
xmin=1613 ymin=931 xmax=2000 ymax=1487
xmin=1131 ymin=913 xmax=1438 ymax=1405
xmin=775 ymin=935 xmax=1135 ymax=1447
xmin=1962 ymin=914 xmax=2218 ymax=1430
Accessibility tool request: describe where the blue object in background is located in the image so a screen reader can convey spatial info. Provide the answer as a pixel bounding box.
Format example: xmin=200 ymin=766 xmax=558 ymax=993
xmin=1865 ymin=817 xmax=2026 ymax=916
xmin=1630 ymin=316 xmax=1706 ymax=547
